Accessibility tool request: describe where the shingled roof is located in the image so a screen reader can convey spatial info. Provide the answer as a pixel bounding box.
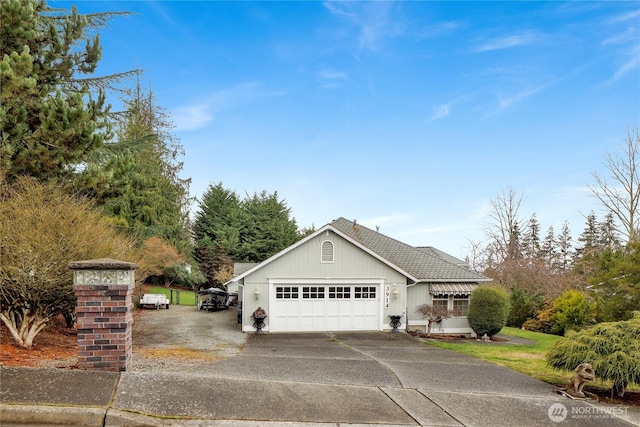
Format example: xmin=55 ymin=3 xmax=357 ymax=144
xmin=329 ymin=217 xmax=489 ymax=283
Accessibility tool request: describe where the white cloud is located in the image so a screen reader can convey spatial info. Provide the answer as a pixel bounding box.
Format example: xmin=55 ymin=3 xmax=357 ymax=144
xmin=172 ymin=82 xmax=282 ymax=131
xmin=318 ymin=68 xmax=348 ymax=80
xmin=612 ymin=44 xmax=640 ymax=82
xmin=173 ymin=104 xmax=213 ymax=131
xmin=474 ymin=31 xmax=540 ymax=53
xmin=323 ymin=0 xmax=403 ymax=51
xmin=497 ymin=83 xmax=548 ymax=111
xmin=607 ymin=9 xmax=640 ymax=25
xmin=429 ymin=104 xmax=451 ymax=122
xmin=428 ymin=95 xmax=470 ymax=122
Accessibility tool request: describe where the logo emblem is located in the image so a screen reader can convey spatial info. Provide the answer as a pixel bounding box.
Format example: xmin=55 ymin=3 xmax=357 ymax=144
xmin=548 ymin=403 xmax=568 ymax=423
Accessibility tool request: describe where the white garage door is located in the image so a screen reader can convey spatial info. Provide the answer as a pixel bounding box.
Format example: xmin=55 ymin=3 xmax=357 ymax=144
xmin=270 ymin=285 xmax=380 ymax=332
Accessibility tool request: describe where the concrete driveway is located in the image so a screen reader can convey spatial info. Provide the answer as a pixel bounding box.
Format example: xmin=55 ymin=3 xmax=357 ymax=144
xmin=3 ymin=319 xmax=639 ymax=426
xmin=115 ymin=331 xmax=637 ymax=426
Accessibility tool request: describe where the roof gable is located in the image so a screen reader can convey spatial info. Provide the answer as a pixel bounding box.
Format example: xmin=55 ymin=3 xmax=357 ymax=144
xmin=329 ymin=218 xmax=489 ymax=282
xmin=231 ymin=222 xmax=419 ymax=283
xmin=231 ymin=217 xmax=491 ymax=284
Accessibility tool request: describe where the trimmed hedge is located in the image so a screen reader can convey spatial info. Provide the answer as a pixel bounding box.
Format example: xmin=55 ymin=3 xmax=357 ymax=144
xmin=467 ymin=285 xmax=511 ymax=338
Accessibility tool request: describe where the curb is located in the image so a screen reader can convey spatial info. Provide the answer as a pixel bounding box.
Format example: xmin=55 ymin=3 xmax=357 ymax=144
xmin=0 ymin=405 xmax=392 ymax=427
xmin=0 ymin=404 xmax=106 ymax=426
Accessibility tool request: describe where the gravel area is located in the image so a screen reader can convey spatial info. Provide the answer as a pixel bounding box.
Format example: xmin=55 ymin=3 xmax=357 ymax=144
xmin=132 ymin=304 xmax=246 ymax=374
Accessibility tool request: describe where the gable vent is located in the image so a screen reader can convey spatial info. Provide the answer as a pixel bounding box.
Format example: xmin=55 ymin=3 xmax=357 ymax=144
xmin=321 ymin=240 xmax=334 ymax=263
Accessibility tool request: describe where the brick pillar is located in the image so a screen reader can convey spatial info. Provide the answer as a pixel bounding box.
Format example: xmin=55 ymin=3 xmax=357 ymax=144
xmin=69 ymin=258 xmax=138 ymax=372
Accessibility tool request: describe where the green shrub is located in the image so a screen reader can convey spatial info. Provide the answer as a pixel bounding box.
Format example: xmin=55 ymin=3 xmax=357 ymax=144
xmin=467 ymin=285 xmax=511 ymax=338
xmin=507 ymin=287 xmax=544 ymax=328
xmin=546 ymin=312 xmax=640 ymax=396
xmin=522 ymin=300 xmax=555 ymax=334
xmin=551 ymin=290 xmax=596 ymax=335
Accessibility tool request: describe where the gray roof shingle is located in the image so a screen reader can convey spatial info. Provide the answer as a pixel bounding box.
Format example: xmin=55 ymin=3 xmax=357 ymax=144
xmin=330 ymin=217 xmax=489 ymax=283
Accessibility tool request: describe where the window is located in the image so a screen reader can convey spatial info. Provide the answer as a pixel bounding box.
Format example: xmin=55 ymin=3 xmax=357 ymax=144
xmin=452 ymin=295 xmax=469 ymax=317
xmin=321 ymin=240 xmax=334 ymax=263
xmin=328 ymin=286 xmax=350 ymax=299
xmin=302 ymin=286 xmax=325 ymax=299
xmin=432 ymin=297 xmax=449 ymax=312
xmin=276 ymin=286 xmax=299 ymax=299
xmin=354 ymin=286 xmax=376 ymax=299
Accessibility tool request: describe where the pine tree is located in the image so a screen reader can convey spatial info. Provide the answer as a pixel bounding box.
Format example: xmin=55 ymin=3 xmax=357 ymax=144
xmin=574 ymin=211 xmax=599 ymax=262
xmin=76 ymin=82 xmax=191 ymax=253
xmin=541 ymin=226 xmax=557 ymax=270
xmin=522 ymin=214 xmax=541 ymax=260
xmin=557 ymin=221 xmax=573 ymax=271
xmin=1 ymin=0 xmax=112 ymax=181
xmin=599 ymin=211 xmax=621 ymax=249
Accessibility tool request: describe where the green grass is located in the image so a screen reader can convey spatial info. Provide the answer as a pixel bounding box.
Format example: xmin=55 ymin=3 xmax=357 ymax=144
xmin=427 ymin=327 xmax=568 ymax=385
xmin=145 ymin=286 xmax=197 ymax=306
xmin=426 ymin=327 xmax=640 ymax=391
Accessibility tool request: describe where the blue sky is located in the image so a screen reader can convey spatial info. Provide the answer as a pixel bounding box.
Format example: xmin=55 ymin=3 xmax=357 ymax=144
xmin=60 ymin=1 xmax=639 ymax=259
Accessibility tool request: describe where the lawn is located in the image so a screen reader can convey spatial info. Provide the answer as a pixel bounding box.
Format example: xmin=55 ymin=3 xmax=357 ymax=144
xmin=144 ymin=286 xmax=198 ymax=306
xmin=425 ymin=327 xmax=631 ymax=390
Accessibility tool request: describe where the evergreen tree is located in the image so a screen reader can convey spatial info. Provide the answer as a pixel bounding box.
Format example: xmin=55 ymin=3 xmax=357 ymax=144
xmin=557 ymin=221 xmax=573 ymax=271
xmin=238 ymin=190 xmax=300 ymax=262
xmin=599 ymin=211 xmax=621 ymax=249
xmin=587 ymin=241 xmax=640 ymax=322
xmin=192 ymin=183 xmax=242 ymax=285
xmin=75 ymin=82 xmax=191 ymax=253
xmin=192 ymin=184 xmax=302 ymax=284
xmin=1 ymin=0 xmax=112 ymax=181
xmin=522 ymin=214 xmax=541 ymax=260
xmin=574 ymin=211 xmax=599 ymax=262
xmin=507 ymin=221 xmax=523 ymax=260
xmin=541 ymin=226 xmax=557 ymax=270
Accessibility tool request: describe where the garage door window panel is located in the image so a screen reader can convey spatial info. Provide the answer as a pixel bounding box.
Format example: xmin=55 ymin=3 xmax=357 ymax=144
xmin=276 ymin=286 xmax=299 ymax=299
xmin=303 ymin=286 xmax=325 ymax=299
xmin=355 ymin=286 xmax=376 ymax=299
xmin=329 ymin=286 xmax=350 ymax=299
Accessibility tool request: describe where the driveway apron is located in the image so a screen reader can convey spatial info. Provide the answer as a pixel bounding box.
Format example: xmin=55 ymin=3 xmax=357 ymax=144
xmin=196 ymin=331 xmax=638 ymax=427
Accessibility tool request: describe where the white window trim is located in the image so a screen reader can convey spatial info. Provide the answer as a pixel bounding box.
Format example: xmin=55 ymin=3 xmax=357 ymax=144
xmin=431 ymin=293 xmax=470 ymax=317
xmin=321 ymin=240 xmax=334 ymax=263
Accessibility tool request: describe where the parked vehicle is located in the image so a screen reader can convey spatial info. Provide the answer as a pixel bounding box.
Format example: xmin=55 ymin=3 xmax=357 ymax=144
xmin=198 ymin=287 xmax=230 ymax=311
xmin=140 ymin=293 xmax=170 ymax=309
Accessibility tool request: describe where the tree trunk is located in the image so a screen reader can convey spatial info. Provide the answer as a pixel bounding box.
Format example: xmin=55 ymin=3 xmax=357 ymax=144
xmin=0 ymin=310 xmax=50 ymax=348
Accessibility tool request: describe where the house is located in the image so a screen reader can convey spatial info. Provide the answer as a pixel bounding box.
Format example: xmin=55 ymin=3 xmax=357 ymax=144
xmin=229 ymin=217 xmax=491 ymax=334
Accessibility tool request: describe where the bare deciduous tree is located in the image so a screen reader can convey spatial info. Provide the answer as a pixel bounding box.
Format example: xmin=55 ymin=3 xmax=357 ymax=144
xmin=416 ymin=304 xmax=453 ymax=336
xmin=485 ymin=186 xmax=525 ymax=263
xmin=0 ymin=178 xmax=140 ymax=348
xmin=590 ymin=128 xmax=640 ymax=242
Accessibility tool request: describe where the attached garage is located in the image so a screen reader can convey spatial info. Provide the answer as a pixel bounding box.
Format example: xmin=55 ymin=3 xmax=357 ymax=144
xmin=231 ymin=217 xmax=491 ymax=334
xmin=269 ymin=283 xmax=381 ymax=332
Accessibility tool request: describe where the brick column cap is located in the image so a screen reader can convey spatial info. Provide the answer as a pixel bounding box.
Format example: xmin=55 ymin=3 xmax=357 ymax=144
xmin=69 ymin=258 xmax=138 ymax=271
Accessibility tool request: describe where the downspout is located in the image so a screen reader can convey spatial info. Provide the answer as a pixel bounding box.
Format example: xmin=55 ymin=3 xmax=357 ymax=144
xmin=237 ymin=281 xmax=244 ymax=332
xmin=405 ymin=280 xmax=419 ymax=331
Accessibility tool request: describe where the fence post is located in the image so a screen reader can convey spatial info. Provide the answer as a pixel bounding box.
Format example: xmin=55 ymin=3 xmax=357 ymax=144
xmin=69 ymin=258 xmax=137 ymax=372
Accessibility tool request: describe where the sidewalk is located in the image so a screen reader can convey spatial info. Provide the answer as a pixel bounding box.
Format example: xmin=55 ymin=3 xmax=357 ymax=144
xmin=0 ymin=333 xmax=640 ymax=427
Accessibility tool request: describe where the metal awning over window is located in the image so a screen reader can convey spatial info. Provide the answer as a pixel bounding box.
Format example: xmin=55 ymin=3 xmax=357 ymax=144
xmin=430 ymin=283 xmax=477 ymax=296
